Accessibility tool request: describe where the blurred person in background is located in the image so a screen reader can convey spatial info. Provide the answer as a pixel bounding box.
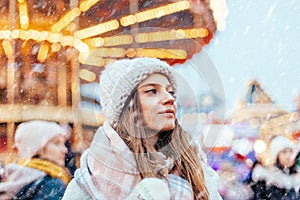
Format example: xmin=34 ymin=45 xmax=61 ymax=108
xmin=250 ymin=135 xmax=300 ymax=199
xmin=0 ymin=120 xmax=71 ymax=199
xmin=63 ymin=58 xmax=221 ymax=200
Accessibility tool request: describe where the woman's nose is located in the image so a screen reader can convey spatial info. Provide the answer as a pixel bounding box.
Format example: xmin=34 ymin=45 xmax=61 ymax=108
xmin=161 ymin=91 xmax=175 ymax=105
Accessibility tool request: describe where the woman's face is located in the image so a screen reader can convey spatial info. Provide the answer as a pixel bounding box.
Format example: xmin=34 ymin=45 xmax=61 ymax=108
xmin=138 ymin=73 xmax=177 ymax=132
xmin=278 ymin=148 xmax=295 ymax=168
xmin=38 ymin=135 xmax=67 ymax=167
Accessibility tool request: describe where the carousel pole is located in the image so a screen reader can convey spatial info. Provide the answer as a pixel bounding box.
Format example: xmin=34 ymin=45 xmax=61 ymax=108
xmin=70 ymin=0 xmax=83 ymax=153
xmin=6 ymin=0 xmax=17 ymax=163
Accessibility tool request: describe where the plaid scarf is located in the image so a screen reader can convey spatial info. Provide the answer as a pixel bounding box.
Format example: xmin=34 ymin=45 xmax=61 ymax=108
xmin=74 ymin=122 xmax=199 ymax=199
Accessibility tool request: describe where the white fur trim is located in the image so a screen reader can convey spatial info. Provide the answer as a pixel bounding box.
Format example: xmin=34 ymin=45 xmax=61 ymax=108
xmin=252 ymin=164 xmax=300 ymax=190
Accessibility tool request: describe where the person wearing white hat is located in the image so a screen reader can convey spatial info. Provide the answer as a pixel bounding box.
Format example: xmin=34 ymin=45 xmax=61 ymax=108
xmin=62 ymin=58 xmax=221 ymax=200
xmin=0 ymin=120 xmax=71 ymax=199
xmin=250 ymin=135 xmax=300 ymax=199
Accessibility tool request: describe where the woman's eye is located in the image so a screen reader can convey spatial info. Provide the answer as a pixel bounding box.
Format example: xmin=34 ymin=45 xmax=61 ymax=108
xmin=168 ymin=91 xmax=176 ymax=98
xmin=145 ymin=89 xmax=157 ymax=94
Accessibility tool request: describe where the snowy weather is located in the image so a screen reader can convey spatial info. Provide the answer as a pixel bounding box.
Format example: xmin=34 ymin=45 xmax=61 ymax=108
xmin=0 ymin=0 xmax=300 ymax=199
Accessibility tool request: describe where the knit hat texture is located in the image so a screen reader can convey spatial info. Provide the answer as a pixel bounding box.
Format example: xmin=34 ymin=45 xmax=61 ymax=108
xmin=15 ymin=120 xmax=69 ymax=159
xmin=269 ymin=135 xmax=295 ymax=164
xmin=99 ymin=58 xmax=177 ymax=128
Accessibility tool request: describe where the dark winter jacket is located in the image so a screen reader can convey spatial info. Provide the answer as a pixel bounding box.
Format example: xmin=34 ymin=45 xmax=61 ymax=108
xmin=14 ymin=175 xmax=66 ymax=200
xmin=250 ymin=163 xmax=300 ymax=200
xmin=0 ymin=160 xmax=69 ymax=200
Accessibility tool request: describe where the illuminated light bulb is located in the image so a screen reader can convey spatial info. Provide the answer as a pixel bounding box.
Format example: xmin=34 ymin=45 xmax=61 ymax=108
xmin=85 ymin=37 xmax=104 ymax=47
xmin=126 ymin=48 xmax=136 ymax=58
xmin=19 ymin=3 xmax=29 ymax=30
xmin=19 ymin=30 xmax=28 ymax=40
xmin=37 ymin=44 xmax=49 ymax=62
xmin=79 ymin=69 xmax=96 ymax=82
xmin=78 ymin=52 xmax=89 ymax=64
xmin=2 ymin=40 xmax=13 ymax=58
xmin=66 ymin=22 xmax=77 ymax=33
xmin=51 ymin=43 xmax=61 ymax=52
xmin=135 ymin=1 xmax=190 ymax=23
xmin=103 ymin=35 xmax=133 ymax=46
xmin=135 ymin=34 xmax=148 ymax=43
xmin=104 ymin=58 xmax=115 ymax=66
xmin=74 ymin=39 xmax=89 ymax=53
xmin=61 ymin=36 xmax=74 ymax=46
xmin=20 ymin=16 xmax=29 ymax=27
xmin=74 ymin=20 xmax=119 ymax=39
xmin=79 ymin=0 xmax=101 ymax=12
xmin=110 ymin=48 xmax=125 ymax=58
xmin=176 ymin=30 xmax=185 ymax=39
xmin=120 ymin=15 xmax=136 ymax=27
xmin=38 ymin=31 xmax=49 ymax=42
xmin=18 ymin=0 xmax=25 ymax=3
xmin=153 ymin=32 xmax=168 ymax=41
xmin=2 ymin=30 xmax=11 ymax=39
xmin=28 ymin=29 xmax=40 ymax=41
xmin=47 ymin=33 xmax=63 ymax=43
xmin=51 ymin=8 xmax=81 ymax=33
xmin=136 ymin=48 xmax=186 ymax=59
xmin=11 ymin=30 xmax=20 ymax=39
xmin=92 ymin=47 xmax=125 ymax=57
xmin=253 ymin=139 xmax=266 ymax=154
xmin=81 ymin=54 xmax=105 ymax=66
xmin=156 ymin=10 xmax=165 ymax=18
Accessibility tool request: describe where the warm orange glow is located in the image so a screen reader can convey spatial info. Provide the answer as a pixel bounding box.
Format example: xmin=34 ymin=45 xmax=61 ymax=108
xmin=61 ymin=36 xmax=74 ymax=46
xmin=37 ymin=31 xmax=49 ymax=42
xmin=135 ymin=48 xmax=187 ymax=59
xmin=74 ymin=20 xmax=119 ymax=39
xmin=103 ymin=35 xmax=133 ymax=46
xmin=37 ymin=44 xmax=49 ymax=62
xmin=28 ymin=30 xmax=40 ymax=41
xmin=79 ymin=69 xmax=96 ymax=82
xmin=79 ymin=0 xmax=101 ymax=12
xmin=51 ymin=43 xmax=61 ymax=52
xmin=80 ymin=54 xmax=105 ymax=66
xmin=0 ymin=30 xmax=10 ymax=40
xmin=2 ymin=40 xmax=13 ymax=58
xmin=120 ymin=1 xmax=190 ymax=27
xmin=90 ymin=47 xmax=125 ymax=57
xmin=73 ymin=39 xmax=89 ymax=53
xmin=84 ymin=37 xmax=105 ymax=48
xmin=51 ymin=8 xmax=81 ymax=33
xmin=11 ymin=30 xmax=20 ymax=39
xmin=19 ymin=30 xmax=28 ymax=40
xmin=19 ymin=3 xmax=29 ymax=30
xmin=47 ymin=33 xmax=63 ymax=43
xmin=135 ymin=28 xmax=208 ymax=43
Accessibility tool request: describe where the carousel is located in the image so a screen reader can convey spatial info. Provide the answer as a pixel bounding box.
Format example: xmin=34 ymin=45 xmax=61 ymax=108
xmin=0 ymin=0 xmax=225 ymax=163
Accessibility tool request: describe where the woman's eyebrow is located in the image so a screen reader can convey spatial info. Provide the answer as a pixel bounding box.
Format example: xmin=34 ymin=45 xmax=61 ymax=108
xmin=139 ymin=83 xmax=172 ymax=88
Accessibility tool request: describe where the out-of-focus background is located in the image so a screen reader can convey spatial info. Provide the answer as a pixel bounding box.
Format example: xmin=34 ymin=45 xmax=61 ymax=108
xmin=0 ymin=0 xmax=300 ymax=199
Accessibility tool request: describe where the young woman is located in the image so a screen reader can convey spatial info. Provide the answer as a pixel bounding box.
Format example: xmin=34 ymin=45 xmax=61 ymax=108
xmin=63 ymin=58 xmax=221 ymax=199
xmin=0 ymin=120 xmax=70 ymax=199
xmin=250 ymin=135 xmax=300 ymax=199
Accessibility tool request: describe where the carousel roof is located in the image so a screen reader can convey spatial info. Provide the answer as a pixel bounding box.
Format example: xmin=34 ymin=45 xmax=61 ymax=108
xmin=0 ymin=0 xmax=218 ymax=68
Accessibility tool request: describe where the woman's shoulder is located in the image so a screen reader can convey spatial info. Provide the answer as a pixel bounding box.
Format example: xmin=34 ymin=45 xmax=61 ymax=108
xmin=62 ymin=178 xmax=92 ymax=200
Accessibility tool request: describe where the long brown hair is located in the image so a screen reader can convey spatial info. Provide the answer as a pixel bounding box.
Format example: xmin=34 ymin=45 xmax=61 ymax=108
xmin=116 ymin=89 xmax=209 ymax=199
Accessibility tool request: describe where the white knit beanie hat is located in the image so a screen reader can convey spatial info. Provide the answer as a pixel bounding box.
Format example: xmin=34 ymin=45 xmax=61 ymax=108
xmin=99 ymin=58 xmax=177 ymax=128
xmin=269 ymin=135 xmax=295 ymax=164
xmin=15 ymin=120 xmax=69 ymax=159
